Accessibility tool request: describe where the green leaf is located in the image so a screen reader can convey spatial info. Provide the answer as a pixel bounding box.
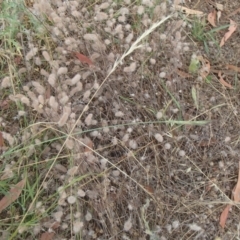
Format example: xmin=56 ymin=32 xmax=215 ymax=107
xmin=191 ymin=86 xmax=198 ymax=110
xmin=205 ymin=75 xmax=212 ymax=83
xmin=189 ymin=58 xmax=200 ymax=74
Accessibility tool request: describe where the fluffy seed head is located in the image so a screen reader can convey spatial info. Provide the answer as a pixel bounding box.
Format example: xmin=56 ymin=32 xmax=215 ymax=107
xmin=1 ymin=77 xmax=11 ymax=88
xmin=67 ymin=166 xmax=78 ymax=176
xmin=85 ymin=212 xmax=92 ymax=221
xmin=115 ymin=111 xmax=124 ymax=117
xmin=156 ymin=111 xmax=163 ymax=119
xmin=20 ymin=96 xmax=30 ymax=106
xmin=124 ymin=217 xmax=132 ymax=231
xmin=42 ymin=51 xmax=51 ymax=62
xmin=159 ymin=72 xmax=166 ymax=78
xmin=124 ymin=62 xmax=137 ymax=73
xmin=188 ymin=223 xmax=202 ymax=231
xmin=137 ymin=5 xmax=145 ymax=15
xmin=129 ymin=140 xmax=138 ymax=149
xmin=164 ymin=143 xmax=171 ymax=150
xmin=155 ymin=133 xmax=163 ymax=142
xmin=67 ymin=196 xmax=76 ymax=204
xmin=53 ymin=211 xmax=63 ymax=222
xmin=77 ymin=189 xmax=85 ymax=197
xmin=71 ymin=74 xmax=81 ymax=86
xmin=48 ymin=73 xmax=56 ymax=87
xmin=172 ymin=220 xmax=179 ymax=229
xmin=73 ymin=221 xmax=83 ymax=233
xmin=179 ymin=150 xmax=186 ymax=157
xmin=57 ymin=67 xmax=68 ymax=75
xmin=32 ymin=81 xmax=45 ymax=95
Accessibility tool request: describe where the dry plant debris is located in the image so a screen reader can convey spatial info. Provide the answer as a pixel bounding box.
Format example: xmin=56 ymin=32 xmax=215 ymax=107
xmin=220 ymin=19 xmax=237 ymax=47
xmin=40 ymin=232 xmax=55 ymax=240
xmin=0 ymin=179 xmax=26 ymax=213
xmin=0 ymin=132 xmax=4 ymax=148
xmin=220 ymin=161 xmax=240 ymax=228
xmin=73 ymin=52 xmax=94 ymax=66
xmin=218 ymin=71 xmax=233 ymax=89
xmin=226 ymin=64 xmax=240 ymax=72
xmin=198 ymin=56 xmax=211 ymax=79
xmin=174 ymin=5 xmax=204 ymax=16
xmin=1 ymin=0 xmax=240 ymax=239
xmin=207 ymin=9 xmax=217 ymax=27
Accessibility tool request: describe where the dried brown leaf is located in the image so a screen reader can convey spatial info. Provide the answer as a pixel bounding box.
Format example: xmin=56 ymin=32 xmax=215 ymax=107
xmin=219 ymin=161 xmax=240 ymax=228
xmin=84 ymin=139 xmax=93 ymax=153
xmin=207 ymin=10 xmax=217 ymax=27
xmin=220 ymin=19 xmax=237 ymax=47
xmin=14 ymin=56 xmax=22 ymax=65
xmin=0 ymin=179 xmax=26 ymax=213
xmin=51 ymin=221 xmax=60 ymax=230
xmin=143 ymin=185 xmax=154 ymax=194
xmin=198 ymin=137 xmax=216 ymax=147
xmin=233 ymin=161 xmax=240 ymax=202
xmin=227 ymin=7 xmax=240 ymax=17
xmin=45 ymin=84 xmax=51 ymax=100
xmin=73 ymin=52 xmax=93 ymax=66
xmin=226 ymin=64 xmax=240 ymax=73
xmin=0 ymin=132 xmax=4 ymax=147
xmin=220 ymin=204 xmax=231 ymax=228
xmin=40 ymin=232 xmax=55 ymax=240
xmin=218 ymin=71 xmax=233 ymax=89
xmin=198 ymin=56 xmax=210 ymax=79
xmin=0 ymin=99 xmax=10 ymax=110
xmin=176 ymin=69 xmax=192 ymax=78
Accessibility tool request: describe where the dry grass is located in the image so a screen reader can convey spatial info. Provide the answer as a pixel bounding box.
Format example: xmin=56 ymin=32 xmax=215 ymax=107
xmin=1 ymin=0 xmax=240 ymax=239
